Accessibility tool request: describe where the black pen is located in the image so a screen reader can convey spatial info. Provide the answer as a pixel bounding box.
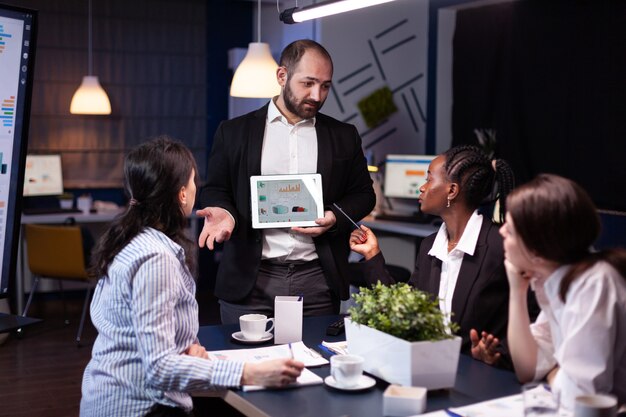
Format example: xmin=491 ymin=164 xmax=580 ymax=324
xmin=332 ymin=203 xmax=361 ymax=231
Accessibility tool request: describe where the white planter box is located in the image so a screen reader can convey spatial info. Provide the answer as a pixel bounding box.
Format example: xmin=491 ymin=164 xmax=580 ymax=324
xmin=344 ymin=318 xmax=462 ymax=390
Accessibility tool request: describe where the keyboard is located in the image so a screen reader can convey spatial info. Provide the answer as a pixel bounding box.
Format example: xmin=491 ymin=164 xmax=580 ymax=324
xmin=22 ymin=207 xmax=82 ymax=215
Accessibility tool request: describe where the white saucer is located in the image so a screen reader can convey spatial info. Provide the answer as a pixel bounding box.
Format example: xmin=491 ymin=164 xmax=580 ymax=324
xmin=324 ymin=375 xmax=376 ymax=391
xmin=231 ymin=331 xmax=273 ymax=344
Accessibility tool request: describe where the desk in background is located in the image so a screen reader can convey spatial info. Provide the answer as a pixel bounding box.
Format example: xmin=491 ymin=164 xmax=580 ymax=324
xmin=359 ymin=216 xmax=438 ymax=272
xmin=194 ymin=315 xmax=521 ymax=417
xmin=16 ymin=210 xmax=200 ymax=315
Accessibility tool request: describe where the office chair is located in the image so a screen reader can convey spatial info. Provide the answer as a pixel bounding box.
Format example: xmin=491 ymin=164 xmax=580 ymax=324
xmin=22 ymin=224 xmax=95 ymax=345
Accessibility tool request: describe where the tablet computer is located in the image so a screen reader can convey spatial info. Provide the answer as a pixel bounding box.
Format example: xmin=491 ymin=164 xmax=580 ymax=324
xmin=250 ymin=174 xmax=324 ymax=229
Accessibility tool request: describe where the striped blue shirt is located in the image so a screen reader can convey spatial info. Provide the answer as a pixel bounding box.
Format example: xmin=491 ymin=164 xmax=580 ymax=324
xmin=80 ymin=228 xmax=243 ymax=417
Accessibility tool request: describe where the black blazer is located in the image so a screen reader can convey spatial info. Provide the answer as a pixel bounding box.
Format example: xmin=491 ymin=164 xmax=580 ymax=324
xmin=362 ymin=219 xmax=509 ymax=354
xmin=199 ymin=104 xmax=375 ymax=303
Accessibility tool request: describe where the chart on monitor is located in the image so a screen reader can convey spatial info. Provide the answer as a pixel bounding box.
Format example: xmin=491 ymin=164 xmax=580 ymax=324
xmin=0 ymin=4 xmax=37 ymax=298
xmin=380 ymin=154 xmax=435 ymax=219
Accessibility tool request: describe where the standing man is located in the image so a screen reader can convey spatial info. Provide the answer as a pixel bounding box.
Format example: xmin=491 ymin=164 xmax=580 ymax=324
xmin=198 ymin=39 xmax=375 ymax=324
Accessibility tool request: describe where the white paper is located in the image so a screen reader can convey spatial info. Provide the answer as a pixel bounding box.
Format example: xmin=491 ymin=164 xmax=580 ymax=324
xmin=321 ymin=340 xmax=349 ymax=355
xmin=208 ymin=341 xmax=327 ymax=367
xmin=242 ymin=368 xmax=322 ymax=392
xmin=442 ymin=394 xmax=573 ymax=417
xmin=207 ymin=341 xmax=326 ymax=392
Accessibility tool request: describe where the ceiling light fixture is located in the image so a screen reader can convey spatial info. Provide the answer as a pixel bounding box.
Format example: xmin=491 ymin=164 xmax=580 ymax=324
xmin=280 ymin=0 xmax=399 ymax=24
xmin=230 ymin=0 xmax=280 ymax=98
xmin=70 ymin=0 xmax=111 ymax=115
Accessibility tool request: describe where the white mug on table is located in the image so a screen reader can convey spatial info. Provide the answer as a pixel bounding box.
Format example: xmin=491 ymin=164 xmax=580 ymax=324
xmin=239 ymin=314 xmax=274 ymax=341
xmin=574 ymin=394 xmax=618 ymax=417
xmin=330 ymin=354 xmax=364 ymax=388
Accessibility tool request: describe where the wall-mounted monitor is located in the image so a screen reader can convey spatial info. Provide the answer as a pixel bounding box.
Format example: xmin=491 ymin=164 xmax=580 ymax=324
xmin=23 ymin=154 xmax=64 ymax=197
xmin=0 ymin=4 xmax=37 ymax=299
xmin=383 ymin=154 xmax=435 ymax=199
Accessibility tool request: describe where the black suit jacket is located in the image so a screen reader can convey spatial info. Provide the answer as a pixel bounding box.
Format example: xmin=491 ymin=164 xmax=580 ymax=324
xmin=200 ymin=104 xmax=375 ymax=303
xmin=362 ymin=219 xmax=509 ymax=354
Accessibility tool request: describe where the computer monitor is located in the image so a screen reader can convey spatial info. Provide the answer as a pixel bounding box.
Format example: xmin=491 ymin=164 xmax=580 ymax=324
xmin=383 ymin=154 xmax=435 ymax=199
xmin=0 ymin=4 xmax=37 ymax=298
xmin=23 ymin=154 xmax=64 ymax=197
xmin=379 ymin=154 xmax=436 ymax=218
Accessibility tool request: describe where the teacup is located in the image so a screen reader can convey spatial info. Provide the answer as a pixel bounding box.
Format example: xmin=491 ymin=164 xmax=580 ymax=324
xmin=239 ymin=314 xmax=274 ymax=341
xmin=574 ymin=394 xmax=617 ymax=417
xmin=330 ymin=354 xmax=364 ymax=388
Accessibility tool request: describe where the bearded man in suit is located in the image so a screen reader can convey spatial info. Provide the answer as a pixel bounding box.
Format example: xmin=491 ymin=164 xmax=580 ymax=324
xmin=198 ymin=39 xmax=375 ymax=324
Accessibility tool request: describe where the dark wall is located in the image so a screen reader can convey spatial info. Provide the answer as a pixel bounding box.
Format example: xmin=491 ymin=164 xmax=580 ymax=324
xmin=5 ymin=0 xmax=209 ymax=188
xmin=205 ymin=0 xmax=252 ymax=169
xmin=452 ymin=1 xmax=626 ymax=213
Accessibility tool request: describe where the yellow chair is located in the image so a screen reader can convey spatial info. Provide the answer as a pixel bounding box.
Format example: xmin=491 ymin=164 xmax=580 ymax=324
xmin=22 ymin=224 xmax=95 ymax=344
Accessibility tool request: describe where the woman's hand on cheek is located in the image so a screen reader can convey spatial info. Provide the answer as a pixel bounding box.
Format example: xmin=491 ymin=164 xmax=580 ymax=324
xmin=504 ymin=259 xmax=530 ymax=293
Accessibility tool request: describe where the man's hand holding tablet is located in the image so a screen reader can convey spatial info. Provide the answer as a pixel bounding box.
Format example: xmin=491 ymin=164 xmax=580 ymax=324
xmin=291 ymin=210 xmax=337 ymax=237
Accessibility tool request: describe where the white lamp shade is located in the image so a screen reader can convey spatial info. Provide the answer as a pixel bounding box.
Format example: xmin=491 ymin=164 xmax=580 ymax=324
xmin=230 ymin=42 xmax=280 ymax=98
xmin=70 ymin=75 xmax=112 ymax=115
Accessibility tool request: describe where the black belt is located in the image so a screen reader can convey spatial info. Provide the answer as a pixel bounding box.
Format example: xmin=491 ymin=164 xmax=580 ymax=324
xmin=261 ymin=258 xmax=320 ymax=267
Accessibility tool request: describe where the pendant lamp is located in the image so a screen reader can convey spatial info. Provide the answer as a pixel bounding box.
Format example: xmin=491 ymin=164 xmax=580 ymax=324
xmin=280 ymin=0 xmax=399 ymax=24
xmin=70 ymin=0 xmax=111 ymax=115
xmin=230 ymin=0 xmax=280 ymax=98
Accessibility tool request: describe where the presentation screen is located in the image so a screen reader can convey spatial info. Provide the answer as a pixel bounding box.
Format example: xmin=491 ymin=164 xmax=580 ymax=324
xmin=0 ymin=5 xmax=37 ymax=298
xmin=383 ymin=154 xmax=435 ymax=199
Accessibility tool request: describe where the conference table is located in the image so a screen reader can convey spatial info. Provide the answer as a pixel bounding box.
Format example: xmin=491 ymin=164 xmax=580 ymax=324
xmin=194 ymin=315 xmax=522 ymax=417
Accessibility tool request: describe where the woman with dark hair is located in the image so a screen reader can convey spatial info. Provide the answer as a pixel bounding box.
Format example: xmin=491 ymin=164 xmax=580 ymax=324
xmin=495 ymin=174 xmax=626 ymax=410
xmin=80 ymin=137 xmax=303 ymax=417
xmin=350 ymin=145 xmax=519 ymax=364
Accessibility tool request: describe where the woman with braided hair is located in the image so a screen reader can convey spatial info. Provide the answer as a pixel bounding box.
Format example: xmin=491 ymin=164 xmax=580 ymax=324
xmin=350 ymin=145 xmax=523 ymax=367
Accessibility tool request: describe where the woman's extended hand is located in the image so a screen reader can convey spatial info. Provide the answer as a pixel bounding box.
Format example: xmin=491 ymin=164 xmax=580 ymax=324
xmin=469 ymin=329 xmax=501 ymax=365
xmin=349 ymin=225 xmax=380 ymax=260
xmin=241 ymin=359 xmax=305 ymax=387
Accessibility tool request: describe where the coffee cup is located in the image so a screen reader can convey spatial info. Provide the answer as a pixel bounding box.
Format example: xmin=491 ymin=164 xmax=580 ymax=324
xmin=574 ymin=394 xmax=617 ymax=417
xmin=330 ymin=354 xmax=364 ymax=388
xmin=239 ymin=314 xmax=274 ymax=341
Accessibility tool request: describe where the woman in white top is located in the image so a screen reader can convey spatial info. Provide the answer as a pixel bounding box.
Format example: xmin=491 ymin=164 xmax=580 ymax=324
xmin=81 ymin=137 xmax=303 ymax=417
xmin=496 ymin=174 xmax=626 ymax=410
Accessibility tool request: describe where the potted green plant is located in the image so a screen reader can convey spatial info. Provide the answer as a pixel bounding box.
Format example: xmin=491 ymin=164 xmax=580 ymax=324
xmin=345 ymin=282 xmax=462 ymax=389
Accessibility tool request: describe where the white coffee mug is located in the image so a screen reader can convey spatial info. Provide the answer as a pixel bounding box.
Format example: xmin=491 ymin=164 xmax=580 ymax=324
xmin=77 ymin=195 xmax=92 ymax=214
xmin=574 ymin=394 xmax=617 ymax=417
xmin=239 ymin=314 xmax=274 ymax=341
xmin=330 ymin=354 xmax=364 ymax=388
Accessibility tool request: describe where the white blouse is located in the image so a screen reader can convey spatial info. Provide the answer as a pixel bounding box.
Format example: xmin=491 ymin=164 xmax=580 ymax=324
xmin=530 ymin=261 xmax=626 ymax=409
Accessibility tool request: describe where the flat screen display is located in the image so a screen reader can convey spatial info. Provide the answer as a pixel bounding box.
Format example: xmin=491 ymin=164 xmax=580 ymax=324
xmin=0 ymin=4 xmax=37 ymax=298
xmin=250 ymin=174 xmax=324 ymax=229
xmin=383 ymin=154 xmax=435 ymax=199
xmin=23 ymin=154 xmax=64 ymax=197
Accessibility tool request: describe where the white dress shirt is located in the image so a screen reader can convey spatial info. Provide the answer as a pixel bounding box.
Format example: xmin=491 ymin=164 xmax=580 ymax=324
xmin=260 ymin=98 xmax=318 ymax=262
xmin=530 ymin=261 xmax=626 ymax=410
xmin=428 ymin=211 xmax=484 ymax=324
